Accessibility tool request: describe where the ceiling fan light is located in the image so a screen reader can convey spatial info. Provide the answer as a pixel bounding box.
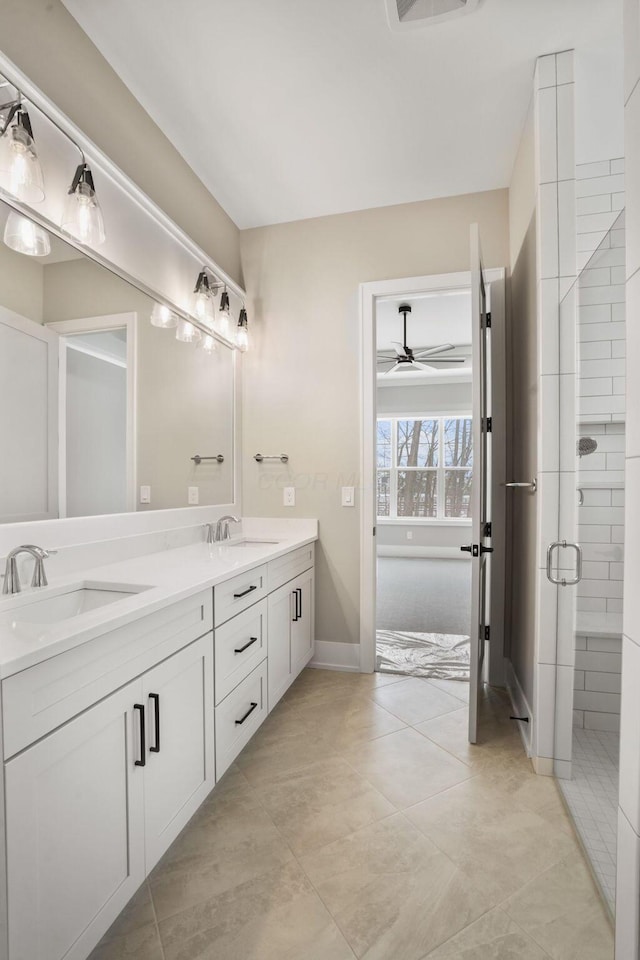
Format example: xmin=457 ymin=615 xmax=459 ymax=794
xmin=0 ymin=108 xmax=45 ymax=203
xmin=150 ymin=302 xmax=177 ymax=328
xmin=3 ymin=210 xmax=50 ymax=256
xmin=61 ymin=163 xmax=106 ymax=246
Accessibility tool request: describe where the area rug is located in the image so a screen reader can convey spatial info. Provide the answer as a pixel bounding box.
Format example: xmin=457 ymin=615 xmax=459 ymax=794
xmin=376 ymin=629 xmax=470 ymax=680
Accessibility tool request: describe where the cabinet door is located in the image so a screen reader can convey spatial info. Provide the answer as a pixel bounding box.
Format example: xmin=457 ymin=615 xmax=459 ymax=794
xmin=267 ymin=581 xmax=295 ymax=710
xmin=6 ymin=679 xmax=145 ymax=960
xmin=142 ymin=634 xmax=214 ymax=870
xmin=291 ymin=569 xmax=315 ymax=677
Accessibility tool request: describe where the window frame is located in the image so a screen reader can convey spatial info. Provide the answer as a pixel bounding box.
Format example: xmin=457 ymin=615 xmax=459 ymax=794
xmin=376 ymin=412 xmax=473 ymax=524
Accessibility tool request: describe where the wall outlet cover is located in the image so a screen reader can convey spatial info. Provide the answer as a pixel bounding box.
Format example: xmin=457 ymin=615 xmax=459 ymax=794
xmin=188 ymin=486 xmax=199 ymax=505
xmin=140 ymin=485 xmax=151 ymax=504
xmin=283 ymin=486 xmax=296 ymax=507
xmin=341 ymin=486 xmax=355 ymax=507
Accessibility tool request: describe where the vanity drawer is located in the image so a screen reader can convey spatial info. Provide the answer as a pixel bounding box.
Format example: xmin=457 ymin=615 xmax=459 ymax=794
xmin=214 ymin=599 xmax=267 ymax=704
xmin=267 ymin=543 xmax=315 ymax=592
xmin=214 ymin=564 xmax=267 ymax=626
xmin=215 ymin=659 xmax=267 ymax=779
xmin=2 ymin=590 xmax=213 ymax=759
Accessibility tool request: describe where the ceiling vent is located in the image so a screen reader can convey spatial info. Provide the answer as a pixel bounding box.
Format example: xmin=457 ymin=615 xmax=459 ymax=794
xmin=386 ymin=0 xmax=480 ymax=30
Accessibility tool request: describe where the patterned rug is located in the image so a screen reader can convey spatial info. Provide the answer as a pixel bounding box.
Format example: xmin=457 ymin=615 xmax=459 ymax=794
xmin=376 ymin=629 xmax=470 ymax=680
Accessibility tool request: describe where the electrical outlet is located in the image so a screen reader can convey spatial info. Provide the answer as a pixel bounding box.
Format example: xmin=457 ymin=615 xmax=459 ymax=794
xmin=140 ymin=485 xmax=151 ymax=504
xmin=341 ymin=486 xmax=355 ymax=507
xmin=407 ymin=530 xmax=413 ymax=540
xmin=283 ymin=486 xmax=295 ymax=507
xmin=188 ymin=486 xmax=199 ymax=505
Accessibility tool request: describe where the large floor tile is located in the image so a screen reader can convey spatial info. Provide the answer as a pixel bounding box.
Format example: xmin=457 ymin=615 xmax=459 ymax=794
xmin=340 ymin=727 xmax=473 ymax=808
xmin=372 ymin=677 xmax=463 ymax=725
xmin=301 ymin=693 xmax=407 ymax=750
xmin=405 ymin=775 xmax=579 ymax=902
xmin=300 ymin=814 xmax=493 ymax=960
xmin=282 ymin=668 xmax=386 ymax=707
xmin=414 ymin=707 xmax=528 ymax=775
xmin=252 ymin=756 xmax=395 ymax=854
xmin=88 ymin=922 xmax=164 ymax=960
xmin=424 ymin=678 xmax=470 ymax=703
xmin=98 ymin=882 xmax=156 ymax=943
xmin=158 ymin=861 xmax=355 ymax=960
xmin=503 ymin=853 xmax=614 ymax=960
xmin=149 ymin=791 xmax=294 ymax=920
xmin=424 ymin=906 xmax=550 ymax=959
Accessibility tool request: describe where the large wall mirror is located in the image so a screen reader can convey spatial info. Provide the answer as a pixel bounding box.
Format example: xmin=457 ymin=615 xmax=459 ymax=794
xmin=0 ymin=199 xmax=235 ymax=523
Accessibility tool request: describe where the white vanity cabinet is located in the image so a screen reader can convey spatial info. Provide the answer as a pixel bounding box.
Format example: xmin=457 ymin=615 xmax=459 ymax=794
xmin=268 ymin=567 xmax=314 ymax=709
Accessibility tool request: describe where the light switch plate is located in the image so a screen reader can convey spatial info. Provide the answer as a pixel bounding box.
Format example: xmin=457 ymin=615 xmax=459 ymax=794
xmin=341 ymin=486 xmax=355 ymax=507
xmin=283 ymin=486 xmax=295 ymax=507
xmin=140 ymin=485 xmax=151 ymax=504
xmin=188 ymin=486 xmax=199 ymax=505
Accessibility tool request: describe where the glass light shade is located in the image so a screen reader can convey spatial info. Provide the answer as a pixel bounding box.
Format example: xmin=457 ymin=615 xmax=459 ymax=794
xmin=3 ymin=210 xmax=50 ymax=256
xmin=199 ymin=333 xmax=217 ymax=355
xmin=236 ymin=324 xmax=249 ymax=352
xmin=175 ymin=318 xmax=201 ymax=343
xmin=150 ymin=303 xmax=177 ymax=328
xmin=61 ymin=180 xmax=106 ymax=246
xmin=192 ymin=288 xmax=215 ymax=324
xmin=0 ymin=122 xmax=45 ymax=203
xmin=216 ymin=313 xmax=230 ymax=339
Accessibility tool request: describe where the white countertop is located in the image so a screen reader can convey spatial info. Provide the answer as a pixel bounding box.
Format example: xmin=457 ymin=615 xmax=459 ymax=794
xmin=0 ymin=520 xmax=317 ymax=679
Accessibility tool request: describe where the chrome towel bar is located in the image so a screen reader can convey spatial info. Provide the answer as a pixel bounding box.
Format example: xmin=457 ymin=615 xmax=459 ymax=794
xmin=191 ymin=454 xmax=224 ymax=464
xmin=254 ymin=454 xmax=289 ymax=463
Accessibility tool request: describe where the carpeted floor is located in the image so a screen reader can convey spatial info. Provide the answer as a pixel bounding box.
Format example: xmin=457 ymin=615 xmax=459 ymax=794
xmin=376 ymin=556 xmax=471 ymax=636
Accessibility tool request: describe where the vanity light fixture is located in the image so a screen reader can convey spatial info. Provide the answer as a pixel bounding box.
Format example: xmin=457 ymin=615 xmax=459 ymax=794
xmin=0 ymin=102 xmax=45 ymax=203
xmin=199 ymin=333 xmax=217 ymax=355
xmin=150 ymin=302 xmax=178 ymax=328
xmin=175 ymin=317 xmax=201 ymax=343
xmin=61 ymin=161 xmax=106 ymax=246
xmin=236 ymin=307 xmax=249 ymax=352
xmin=192 ymin=268 xmax=216 ymax=325
xmin=217 ymin=287 xmax=232 ymax=338
xmin=3 ymin=209 xmax=51 ymax=256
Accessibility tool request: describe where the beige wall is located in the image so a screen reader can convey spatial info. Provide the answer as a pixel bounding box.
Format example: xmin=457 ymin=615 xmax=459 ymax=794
xmin=1 ymin=0 xmax=242 ymax=285
xmin=240 ymin=189 xmax=510 ymax=648
xmin=0 ymin=243 xmax=43 ymax=322
xmin=507 ymin=101 xmax=538 ymax=705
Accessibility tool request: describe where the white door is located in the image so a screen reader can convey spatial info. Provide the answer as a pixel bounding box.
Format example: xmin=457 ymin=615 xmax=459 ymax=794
xmin=468 ymin=223 xmax=493 ymax=743
xmin=5 ymin=679 xmax=145 ymax=960
xmin=291 ymin=569 xmax=315 ymax=676
xmin=268 ymin=581 xmax=294 ymax=709
xmin=142 ymin=635 xmax=215 ymax=871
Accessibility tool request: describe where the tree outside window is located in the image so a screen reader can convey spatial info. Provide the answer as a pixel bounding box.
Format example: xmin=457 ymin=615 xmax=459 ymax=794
xmin=376 ymin=416 xmax=472 ymax=519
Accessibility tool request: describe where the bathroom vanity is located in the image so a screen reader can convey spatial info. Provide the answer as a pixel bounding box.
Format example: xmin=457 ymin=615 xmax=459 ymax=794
xmin=0 ymin=522 xmax=316 ymax=960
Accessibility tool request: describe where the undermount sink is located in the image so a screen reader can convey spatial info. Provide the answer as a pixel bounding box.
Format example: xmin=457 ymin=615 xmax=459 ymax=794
xmin=0 ymin=581 xmax=152 ymax=641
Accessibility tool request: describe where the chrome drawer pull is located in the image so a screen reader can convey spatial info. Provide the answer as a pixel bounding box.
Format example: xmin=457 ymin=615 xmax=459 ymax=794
xmin=234 ymin=637 xmax=258 ymax=654
xmin=235 ymin=702 xmax=258 ymax=725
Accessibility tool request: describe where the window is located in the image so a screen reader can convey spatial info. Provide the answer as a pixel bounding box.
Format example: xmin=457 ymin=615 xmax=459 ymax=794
xmin=376 ymin=416 xmax=472 ymax=519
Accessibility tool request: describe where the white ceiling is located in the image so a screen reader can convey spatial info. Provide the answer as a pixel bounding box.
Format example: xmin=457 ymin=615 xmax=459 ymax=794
xmin=61 ymin=0 xmax=622 ymax=229
xmin=376 ymin=290 xmax=470 ymax=351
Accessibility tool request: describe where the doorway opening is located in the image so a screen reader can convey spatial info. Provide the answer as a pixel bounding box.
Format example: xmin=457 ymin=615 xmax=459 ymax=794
xmin=359 ymin=252 xmax=506 ymax=744
xmin=375 ymin=291 xmax=473 ymax=691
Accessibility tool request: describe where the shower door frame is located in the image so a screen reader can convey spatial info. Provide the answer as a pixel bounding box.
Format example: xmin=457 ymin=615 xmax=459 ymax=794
xmin=359 ymin=268 xmax=506 ymax=692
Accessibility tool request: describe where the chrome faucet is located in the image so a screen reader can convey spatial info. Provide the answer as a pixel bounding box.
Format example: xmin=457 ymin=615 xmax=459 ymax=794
xmin=216 ymin=515 xmax=241 ymax=542
xmin=2 ymin=545 xmax=57 ymax=595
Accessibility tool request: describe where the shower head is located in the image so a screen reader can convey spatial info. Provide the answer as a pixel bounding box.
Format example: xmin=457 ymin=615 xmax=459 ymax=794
xmin=577 ymin=437 xmax=598 ymax=458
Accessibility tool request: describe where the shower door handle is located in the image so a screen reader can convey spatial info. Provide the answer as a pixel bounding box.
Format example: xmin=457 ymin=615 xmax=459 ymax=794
xmin=503 ymin=480 xmax=537 ymax=492
xmin=546 ymin=540 xmax=582 ymax=586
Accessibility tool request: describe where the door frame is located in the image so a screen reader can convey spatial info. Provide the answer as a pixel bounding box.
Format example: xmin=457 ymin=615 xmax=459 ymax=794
xmin=46 ymin=312 xmax=137 ymax=516
xmin=359 ymin=269 xmax=506 ymax=676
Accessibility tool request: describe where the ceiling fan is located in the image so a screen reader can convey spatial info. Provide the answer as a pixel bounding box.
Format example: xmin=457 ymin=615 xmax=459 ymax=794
xmin=377 ymin=303 xmax=466 ymax=374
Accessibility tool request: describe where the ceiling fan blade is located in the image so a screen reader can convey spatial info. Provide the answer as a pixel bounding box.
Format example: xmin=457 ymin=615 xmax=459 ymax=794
xmin=383 ymin=362 xmax=403 ymax=375
xmin=422 ymin=358 xmax=466 ymax=363
xmin=414 ymin=343 xmax=455 ymax=358
xmin=390 ymin=340 xmax=408 ymax=357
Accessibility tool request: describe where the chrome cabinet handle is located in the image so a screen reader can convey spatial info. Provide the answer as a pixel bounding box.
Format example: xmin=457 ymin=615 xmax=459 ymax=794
xmin=546 ymin=540 xmax=582 ymax=586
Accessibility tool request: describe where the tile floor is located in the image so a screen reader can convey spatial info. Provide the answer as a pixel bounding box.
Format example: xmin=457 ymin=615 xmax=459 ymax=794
xmin=90 ymin=669 xmax=614 ymax=960
xmin=558 ymin=728 xmax=620 ymax=913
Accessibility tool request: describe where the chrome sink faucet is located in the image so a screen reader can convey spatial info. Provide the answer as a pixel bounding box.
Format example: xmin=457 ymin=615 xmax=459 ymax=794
xmin=2 ymin=545 xmax=57 ymax=595
xmin=204 ymin=516 xmax=241 ymax=544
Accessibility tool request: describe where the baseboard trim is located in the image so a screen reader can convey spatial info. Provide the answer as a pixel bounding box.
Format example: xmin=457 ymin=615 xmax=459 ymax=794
xmin=309 ymin=641 xmax=361 ymax=672
xmin=377 ymin=546 xmax=470 ymax=559
xmin=505 ymin=658 xmax=534 ymax=759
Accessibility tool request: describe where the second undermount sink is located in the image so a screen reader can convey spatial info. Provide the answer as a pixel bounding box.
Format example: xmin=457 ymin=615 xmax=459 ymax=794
xmin=223 ymin=539 xmax=281 ymax=549
xmin=0 ymin=581 xmax=152 ymax=641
